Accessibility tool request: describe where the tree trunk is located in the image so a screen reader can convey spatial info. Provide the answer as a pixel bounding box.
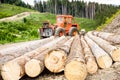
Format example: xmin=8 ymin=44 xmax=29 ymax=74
xmin=1 ymin=36 xmax=66 ymax=80
xmin=64 ymin=35 xmax=87 ymax=80
xmin=24 ymin=37 xmax=69 ymax=77
xmin=45 ymin=37 xmax=74 ymax=73
xmin=84 ymin=35 xmax=113 ymax=69
xmin=87 ymin=31 xmax=120 ymax=61
xmin=0 ymin=36 xmax=55 ymax=64
xmin=85 ymin=3 xmax=88 ymax=18
xmin=55 ymin=0 xmax=57 ymax=14
xmin=81 ymin=35 xmax=98 ymax=74
xmin=93 ymin=31 xmax=120 ymax=44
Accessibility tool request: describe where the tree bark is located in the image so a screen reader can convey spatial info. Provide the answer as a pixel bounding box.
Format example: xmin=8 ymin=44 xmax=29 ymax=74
xmin=0 ymin=36 xmax=55 ymax=64
xmin=93 ymin=31 xmax=120 ymax=44
xmin=81 ymin=35 xmax=98 ymax=74
xmin=44 ymin=37 xmax=74 ymax=73
xmin=85 ymin=3 xmax=88 ymax=18
xmin=84 ymin=35 xmax=113 ymax=69
xmin=87 ymin=31 xmax=120 ymax=61
xmin=64 ymin=35 xmax=87 ymax=80
xmin=24 ymin=37 xmax=69 ymax=77
xmin=55 ymin=0 xmax=57 ymax=14
xmin=1 ymin=36 xmax=66 ymax=80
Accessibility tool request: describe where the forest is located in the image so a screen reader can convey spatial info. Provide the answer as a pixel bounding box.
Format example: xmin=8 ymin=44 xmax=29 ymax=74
xmin=1 ymin=0 xmax=120 ymax=26
xmin=34 ymin=0 xmax=120 ymax=26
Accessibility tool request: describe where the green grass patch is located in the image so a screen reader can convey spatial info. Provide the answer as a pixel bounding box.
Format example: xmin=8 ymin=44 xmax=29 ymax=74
xmin=75 ymin=18 xmax=97 ymax=31
xmin=0 ymin=4 xmax=34 ymax=19
xmin=0 ymin=13 xmax=56 ymax=44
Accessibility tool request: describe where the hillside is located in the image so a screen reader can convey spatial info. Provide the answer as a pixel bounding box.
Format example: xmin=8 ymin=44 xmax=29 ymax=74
xmin=0 ymin=4 xmax=34 ymax=19
xmin=97 ymin=10 xmax=120 ymax=34
xmin=0 ymin=4 xmax=97 ymax=44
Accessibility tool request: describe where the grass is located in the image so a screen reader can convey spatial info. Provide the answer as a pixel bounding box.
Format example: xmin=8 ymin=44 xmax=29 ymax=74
xmin=0 ymin=13 xmax=56 ymax=44
xmin=0 ymin=4 xmax=34 ymax=19
xmin=75 ymin=18 xmax=97 ymax=31
xmin=0 ymin=4 xmax=97 ymax=44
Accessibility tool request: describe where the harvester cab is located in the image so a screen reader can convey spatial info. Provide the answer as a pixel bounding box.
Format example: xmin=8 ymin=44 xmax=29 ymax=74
xmin=39 ymin=15 xmax=80 ymax=38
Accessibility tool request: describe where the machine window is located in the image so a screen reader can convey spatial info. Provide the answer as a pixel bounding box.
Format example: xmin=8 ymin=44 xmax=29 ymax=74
xmin=57 ymin=17 xmax=63 ymax=23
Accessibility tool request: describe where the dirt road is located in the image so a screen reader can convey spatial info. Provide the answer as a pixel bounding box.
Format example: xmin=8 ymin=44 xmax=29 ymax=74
xmin=0 ymin=12 xmax=39 ymax=22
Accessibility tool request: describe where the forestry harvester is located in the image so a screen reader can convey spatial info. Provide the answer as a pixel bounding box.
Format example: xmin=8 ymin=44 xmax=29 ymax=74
xmin=39 ymin=15 xmax=80 ymax=38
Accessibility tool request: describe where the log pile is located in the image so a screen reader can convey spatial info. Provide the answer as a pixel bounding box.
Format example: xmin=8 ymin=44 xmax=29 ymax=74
xmin=0 ymin=31 xmax=120 ymax=80
xmin=45 ymin=37 xmax=74 ymax=73
xmin=1 ymin=36 xmax=66 ymax=80
xmin=84 ymin=35 xmax=113 ymax=68
xmin=0 ymin=36 xmax=55 ymax=64
xmin=81 ymin=35 xmax=98 ymax=74
xmin=25 ymin=37 xmax=69 ymax=77
xmin=64 ymin=35 xmax=87 ymax=80
xmin=93 ymin=31 xmax=120 ymax=44
xmin=87 ymin=31 xmax=120 ymax=61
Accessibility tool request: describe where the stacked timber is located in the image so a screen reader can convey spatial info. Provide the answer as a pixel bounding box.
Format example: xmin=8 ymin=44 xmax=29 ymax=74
xmin=44 ymin=37 xmax=74 ymax=73
xmin=93 ymin=31 xmax=120 ymax=44
xmin=84 ymin=35 xmax=113 ymax=69
xmin=25 ymin=37 xmax=69 ymax=77
xmin=0 ymin=36 xmax=55 ymax=64
xmin=64 ymin=35 xmax=87 ymax=80
xmin=87 ymin=31 xmax=120 ymax=61
xmin=81 ymin=35 xmax=98 ymax=74
xmin=1 ymin=36 xmax=66 ymax=80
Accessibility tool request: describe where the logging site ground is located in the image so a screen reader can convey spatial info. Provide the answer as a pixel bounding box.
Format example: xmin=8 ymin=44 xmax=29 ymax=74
xmin=1 ymin=3 xmax=120 ymax=80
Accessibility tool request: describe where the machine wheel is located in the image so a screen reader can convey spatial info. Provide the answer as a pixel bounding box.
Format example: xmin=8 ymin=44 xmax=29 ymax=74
xmin=69 ymin=27 xmax=79 ymax=36
xmin=40 ymin=36 xmax=46 ymax=39
xmin=55 ymin=27 xmax=66 ymax=37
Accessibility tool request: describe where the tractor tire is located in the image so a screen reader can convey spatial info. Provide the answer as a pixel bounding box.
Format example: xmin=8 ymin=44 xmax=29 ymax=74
xmin=69 ymin=27 xmax=79 ymax=36
xmin=55 ymin=27 xmax=66 ymax=37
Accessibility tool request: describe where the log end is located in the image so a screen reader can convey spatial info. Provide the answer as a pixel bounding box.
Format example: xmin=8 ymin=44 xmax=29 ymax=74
xmin=65 ymin=60 xmax=87 ymax=80
xmin=97 ymin=55 xmax=112 ymax=69
xmin=45 ymin=50 xmax=67 ymax=73
xmin=1 ymin=61 xmax=21 ymax=80
xmin=25 ymin=59 xmax=43 ymax=77
xmin=111 ymin=48 xmax=120 ymax=61
xmin=86 ymin=58 xmax=98 ymax=74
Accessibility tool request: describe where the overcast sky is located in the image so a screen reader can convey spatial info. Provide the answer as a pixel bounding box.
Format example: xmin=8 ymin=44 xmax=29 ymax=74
xmin=21 ymin=0 xmax=120 ymax=6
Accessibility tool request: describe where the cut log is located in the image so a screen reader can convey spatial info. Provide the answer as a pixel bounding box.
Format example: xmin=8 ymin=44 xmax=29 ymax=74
xmin=25 ymin=37 xmax=69 ymax=77
xmin=44 ymin=37 xmax=74 ymax=73
xmin=25 ymin=59 xmax=44 ymax=78
xmin=93 ymin=31 xmax=120 ymax=44
xmin=84 ymin=35 xmax=113 ymax=69
xmin=64 ymin=35 xmax=87 ymax=80
xmin=87 ymin=31 xmax=120 ymax=61
xmin=0 ymin=36 xmax=55 ymax=64
xmin=1 ymin=36 xmax=66 ymax=80
xmin=81 ymin=35 xmax=98 ymax=74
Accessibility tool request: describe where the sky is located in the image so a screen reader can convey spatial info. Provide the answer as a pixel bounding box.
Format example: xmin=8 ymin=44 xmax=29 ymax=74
xmin=21 ymin=0 xmax=120 ymax=6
